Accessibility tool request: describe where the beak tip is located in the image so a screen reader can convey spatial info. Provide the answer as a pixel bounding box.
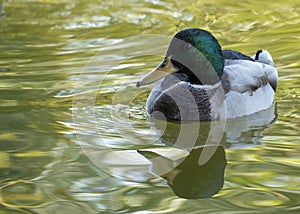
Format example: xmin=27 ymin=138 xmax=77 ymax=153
xmin=136 ymin=81 xmax=141 ymax=88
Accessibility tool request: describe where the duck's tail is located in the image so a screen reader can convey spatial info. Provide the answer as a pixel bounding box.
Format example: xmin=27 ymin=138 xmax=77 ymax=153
xmin=252 ymin=50 xmax=275 ymax=67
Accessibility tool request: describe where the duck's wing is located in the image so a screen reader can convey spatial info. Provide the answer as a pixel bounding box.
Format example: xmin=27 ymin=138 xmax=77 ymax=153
xmin=222 ymin=50 xmax=254 ymax=61
xmin=222 ymin=59 xmax=278 ymax=118
xmin=222 ymin=59 xmax=278 ymax=93
xmin=223 ymin=49 xmax=277 ymax=91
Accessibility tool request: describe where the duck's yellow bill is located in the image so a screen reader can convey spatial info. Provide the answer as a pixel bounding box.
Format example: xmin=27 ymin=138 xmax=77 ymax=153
xmin=136 ymin=56 xmax=178 ymax=87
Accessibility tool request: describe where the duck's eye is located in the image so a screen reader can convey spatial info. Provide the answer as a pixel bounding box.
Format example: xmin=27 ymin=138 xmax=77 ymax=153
xmin=184 ymin=43 xmax=193 ymax=49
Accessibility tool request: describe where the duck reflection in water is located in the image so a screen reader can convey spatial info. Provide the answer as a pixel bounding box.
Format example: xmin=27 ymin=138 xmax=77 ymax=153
xmin=139 ymin=146 xmax=226 ymax=199
xmin=138 ymin=105 xmax=276 ymax=199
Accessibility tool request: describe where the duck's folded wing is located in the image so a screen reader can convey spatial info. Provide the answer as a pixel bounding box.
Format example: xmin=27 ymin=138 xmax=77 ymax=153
xmin=222 ymin=60 xmax=278 ymax=94
xmin=222 ymin=60 xmax=278 ymax=118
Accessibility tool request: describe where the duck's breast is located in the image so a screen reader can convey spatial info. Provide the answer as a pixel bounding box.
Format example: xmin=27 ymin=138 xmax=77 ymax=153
xmin=146 ymin=76 xmax=213 ymax=121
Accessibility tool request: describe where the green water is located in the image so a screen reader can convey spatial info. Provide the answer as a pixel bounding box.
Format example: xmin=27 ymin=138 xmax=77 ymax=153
xmin=1 ymin=0 xmax=300 ymax=213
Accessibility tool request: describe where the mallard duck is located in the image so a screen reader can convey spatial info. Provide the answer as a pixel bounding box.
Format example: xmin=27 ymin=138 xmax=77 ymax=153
xmin=136 ymin=28 xmax=278 ymax=121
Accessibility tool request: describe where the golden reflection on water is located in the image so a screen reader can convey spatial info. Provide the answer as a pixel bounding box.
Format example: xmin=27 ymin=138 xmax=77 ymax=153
xmin=0 ymin=0 xmax=299 ymax=213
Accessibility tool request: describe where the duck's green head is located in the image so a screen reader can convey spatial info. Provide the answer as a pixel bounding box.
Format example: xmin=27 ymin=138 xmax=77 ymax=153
xmin=137 ymin=28 xmax=224 ymax=87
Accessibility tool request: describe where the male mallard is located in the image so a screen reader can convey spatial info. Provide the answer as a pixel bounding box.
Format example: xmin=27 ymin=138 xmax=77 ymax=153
xmin=137 ymin=28 xmax=278 ymax=121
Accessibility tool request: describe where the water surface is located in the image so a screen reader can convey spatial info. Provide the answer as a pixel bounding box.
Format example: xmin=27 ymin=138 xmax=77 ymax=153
xmin=0 ymin=0 xmax=299 ymax=213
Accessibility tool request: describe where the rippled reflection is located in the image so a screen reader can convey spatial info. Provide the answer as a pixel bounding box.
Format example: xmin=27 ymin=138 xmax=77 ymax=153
xmin=139 ymin=146 xmax=226 ymax=199
xmin=136 ymin=104 xmax=276 ymax=199
xmin=1 ymin=0 xmax=300 ymax=213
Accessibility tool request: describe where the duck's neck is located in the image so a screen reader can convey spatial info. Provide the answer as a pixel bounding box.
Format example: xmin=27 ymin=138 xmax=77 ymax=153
xmin=173 ymin=60 xmax=223 ymax=85
xmin=176 ymin=68 xmax=203 ymax=85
